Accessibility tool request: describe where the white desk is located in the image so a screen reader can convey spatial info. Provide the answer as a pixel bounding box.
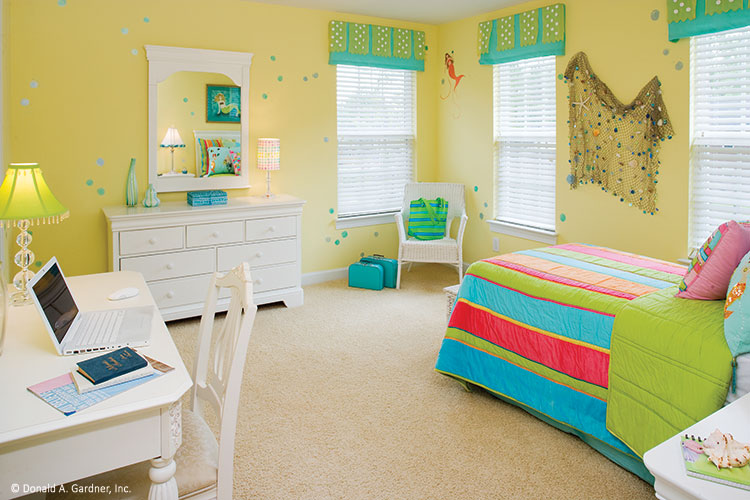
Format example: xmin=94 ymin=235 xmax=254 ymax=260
xmin=0 ymin=272 xmax=192 ymax=499
xmin=644 ymin=392 xmax=750 ymax=500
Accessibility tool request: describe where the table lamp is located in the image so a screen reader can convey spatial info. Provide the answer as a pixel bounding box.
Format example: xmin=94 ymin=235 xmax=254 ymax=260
xmin=160 ymin=126 xmax=185 ymax=175
xmin=257 ymin=138 xmax=280 ymax=198
xmin=0 ymin=163 xmax=69 ymax=305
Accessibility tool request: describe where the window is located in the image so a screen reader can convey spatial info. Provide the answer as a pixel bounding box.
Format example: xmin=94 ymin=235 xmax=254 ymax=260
xmin=336 ymin=64 xmax=415 ymax=221
xmin=690 ymin=26 xmax=750 ymax=249
xmin=493 ymin=56 xmax=556 ymax=234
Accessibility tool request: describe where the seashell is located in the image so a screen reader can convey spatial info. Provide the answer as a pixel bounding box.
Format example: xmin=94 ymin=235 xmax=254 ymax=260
xmin=702 ymin=429 xmax=750 ymax=469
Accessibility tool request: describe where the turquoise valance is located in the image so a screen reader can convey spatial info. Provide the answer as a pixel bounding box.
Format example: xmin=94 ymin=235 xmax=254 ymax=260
xmin=328 ymin=21 xmax=425 ymax=71
xmin=478 ymin=3 xmax=565 ymax=65
xmin=668 ymin=0 xmax=750 ymax=41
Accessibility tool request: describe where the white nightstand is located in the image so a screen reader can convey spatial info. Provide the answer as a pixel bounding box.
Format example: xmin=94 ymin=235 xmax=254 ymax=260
xmin=644 ymin=392 xmax=750 ymax=500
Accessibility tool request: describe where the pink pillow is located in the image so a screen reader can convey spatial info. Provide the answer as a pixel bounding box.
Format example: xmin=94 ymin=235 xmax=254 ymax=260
xmin=676 ymin=221 xmax=750 ymax=300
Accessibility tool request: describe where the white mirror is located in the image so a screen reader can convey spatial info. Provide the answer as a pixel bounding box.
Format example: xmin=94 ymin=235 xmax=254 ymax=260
xmin=146 ymin=45 xmax=253 ymax=193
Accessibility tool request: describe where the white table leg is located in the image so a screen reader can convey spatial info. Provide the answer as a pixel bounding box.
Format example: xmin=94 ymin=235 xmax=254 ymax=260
xmin=148 ymin=455 xmax=178 ymax=500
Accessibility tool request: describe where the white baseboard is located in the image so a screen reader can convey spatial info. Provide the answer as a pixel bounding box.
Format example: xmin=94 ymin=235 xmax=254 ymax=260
xmin=302 ymin=267 xmax=348 ymax=286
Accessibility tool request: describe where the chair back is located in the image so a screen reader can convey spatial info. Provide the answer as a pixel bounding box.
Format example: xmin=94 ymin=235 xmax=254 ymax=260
xmin=401 ymin=182 xmax=466 ymax=236
xmin=191 ymin=262 xmax=257 ymax=500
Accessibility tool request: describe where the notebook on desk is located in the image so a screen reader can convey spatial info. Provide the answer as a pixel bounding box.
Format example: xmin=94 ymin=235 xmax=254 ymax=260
xmin=27 ymin=257 xmax=153 ymax=355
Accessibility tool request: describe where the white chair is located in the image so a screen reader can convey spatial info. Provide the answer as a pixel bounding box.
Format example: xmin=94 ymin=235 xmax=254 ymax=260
xmin=395 ymin=182 xmax=468 ymax=288
xmin=50 ymin=263 xmax=257 ymax=500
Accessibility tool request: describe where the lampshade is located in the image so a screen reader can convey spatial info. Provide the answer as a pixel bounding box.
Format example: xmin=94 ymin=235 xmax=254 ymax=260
xmin=0 ymin=163 xmax=69 ymax=227
xmin=257 ymin=138 xmax=280 ymax=171
xmin=160 ymin=127 xmax=185 ymax=148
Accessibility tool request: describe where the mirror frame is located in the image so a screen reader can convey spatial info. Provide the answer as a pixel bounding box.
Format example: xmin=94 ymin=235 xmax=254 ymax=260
xmin=145 ymin=45 xmax=253 ymax=193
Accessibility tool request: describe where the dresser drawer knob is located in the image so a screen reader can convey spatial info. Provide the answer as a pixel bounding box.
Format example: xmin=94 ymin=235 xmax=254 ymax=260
xmin=166 ymin=263 xmax=175 ymax=270
xmin=254 ymin=278 xmax=263 ymax=285
xmin=149 ymin=238 xmax=157 ymax=245
xmin=268 ymin=226 xmax=275 ymax=232
xmin=255 ymin=251 xmax=263 ymax=258
xmin=211 ymin=232 xmax=220 ymax=238
xmin=166 ymin=291 xmax=175 ymax=299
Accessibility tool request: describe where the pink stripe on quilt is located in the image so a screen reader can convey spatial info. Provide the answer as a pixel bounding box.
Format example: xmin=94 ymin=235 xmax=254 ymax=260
xmin=483 ymin=259 xmax=638 ymax=300
xmin=556 ymin=244 xmax=686 ymax=276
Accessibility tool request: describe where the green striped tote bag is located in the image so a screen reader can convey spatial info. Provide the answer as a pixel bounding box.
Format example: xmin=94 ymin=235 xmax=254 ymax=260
xmin=407 ymin=197 xmax=448 ymax=240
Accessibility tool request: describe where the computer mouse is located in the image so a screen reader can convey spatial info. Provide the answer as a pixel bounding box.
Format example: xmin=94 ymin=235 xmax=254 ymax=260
xmin=108 ymin=287 xmax=140 ymax=301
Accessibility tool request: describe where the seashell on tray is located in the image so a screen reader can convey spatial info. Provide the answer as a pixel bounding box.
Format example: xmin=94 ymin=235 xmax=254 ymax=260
xmin=702 ymin=429 xmax=750 ymax=469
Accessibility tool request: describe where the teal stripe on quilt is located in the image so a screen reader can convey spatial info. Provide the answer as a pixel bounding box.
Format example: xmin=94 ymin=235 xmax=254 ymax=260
xmin=517 ymin=250 xmax=675 ymax=289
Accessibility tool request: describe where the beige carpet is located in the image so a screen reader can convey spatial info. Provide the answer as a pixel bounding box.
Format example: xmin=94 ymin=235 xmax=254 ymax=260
xmin=169 ymin=264 xmax=655 ymax=500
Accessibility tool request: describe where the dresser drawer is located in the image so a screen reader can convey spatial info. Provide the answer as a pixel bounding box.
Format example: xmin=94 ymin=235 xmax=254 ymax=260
xmin=119 ymin=227 xmax=184 ymax=256
xmin=245 ymin=216 xmax=296 ymax=241
xmin=187 ymin=221 xmax=243 ymax=248
xmin=249 ymin=263 xmax=299 ymax=293
xmin=121 ymin=248 xmax=215 ymax=281
xmin=148 ymin=274 xmax=229 ymax=310
xmin=217 ymin=239 xmax=296 ymax=271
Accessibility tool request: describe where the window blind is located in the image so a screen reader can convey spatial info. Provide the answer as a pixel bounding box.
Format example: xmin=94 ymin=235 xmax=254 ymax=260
xmin=337 ymin=64 xmax=415 ymax=218
xmin=493 ymin=56 xmax=556 ymax=232
xmin=690 ymin=26 xmax=750 ymax=249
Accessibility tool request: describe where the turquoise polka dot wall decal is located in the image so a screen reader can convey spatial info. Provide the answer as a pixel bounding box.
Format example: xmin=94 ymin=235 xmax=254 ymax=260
xmin=329 ymin=208 xmax=334 ymax=214
xmin=96 ymin=158 xmax=104 ymax=166
xmin=20 ymin=98 xmax=29 ymax=106
xmin=35 ymin=261 xmax=42 ymax=268
xmin=277 ymin=75 xmax=283 ymax=82
xmin=479 ymin=213 xmax=484 ymax=220
xmin=675 ymin=61 xmax=684 ymax=71
xmin=30 ymin=80 xmax=38 ymax=88
xmin=270 ymin=55 xmax=276 ymax=61
xmin=190 ymin=111 xmax=195 ymax=116
xmin=374 ymin=232 xmax=379 ymax=237
xmin=97 ymin=187 xmax=105 ymax=196
xmin=342 ymin=231 xmax=348 ymax=238
xmin=262 ymin=93 xmax=268 ymax=100
xmin=650 ymin=9 xmax=659 ymax=21
xmin=121 ymin=27 xmax=129 ymax=35
xmin=560 ymin=213 xmax=567 ymax=222
xmin=144 ymin=17 xmax=150 ymax=23
xmin=313 ymin=73 xmax=319 ymax=78
xmin=474 ymin=186 xmax=478 ymax=192
xmin=325 ymin=236 xmax=331 ymax=242
xmin=335 ymin=240 xmax=340 ymax=245
xmin=86 ymin=179 xmax=93 ymax=186
xmin=360 ymin=252 xmax=365 ymax=258
xmin=183 ymin=97 xmax=188 ymax=102
xmin=484 ymin=202 xmax=488 ymax=208
xmin=131 ymin=49 xmax=138 ymax=55
xmin=303 ymin=76 xmax=308 ymax=82
xmin=58 ymin=0 xmax=66 ymax=5
xmin=324 ymin=137 xmax=329 ymax=142
xmin=663 ymin=49 xmax=669 ymax=56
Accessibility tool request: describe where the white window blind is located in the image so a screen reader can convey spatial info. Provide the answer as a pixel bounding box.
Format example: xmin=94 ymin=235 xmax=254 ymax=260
xmin=337 ymin=64 xmax=415 ymax=218
xmin=493 ymin=56 xmax=556 ymax=232
xmin=690 ymin=26 xmax=750 ymax=249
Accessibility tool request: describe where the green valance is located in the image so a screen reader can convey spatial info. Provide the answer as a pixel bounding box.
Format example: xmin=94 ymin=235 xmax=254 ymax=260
xmin=478 ymin=3 xmax=565 ymax=65
xmin=328 ymin=20 xmax=425 ymax=71
xmin=668 ymin=0 xmax=750 ymax=41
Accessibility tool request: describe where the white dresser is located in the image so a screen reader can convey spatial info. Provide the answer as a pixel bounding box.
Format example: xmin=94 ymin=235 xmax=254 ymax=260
xmin=103 ymin=195 xmax=305 ymax=321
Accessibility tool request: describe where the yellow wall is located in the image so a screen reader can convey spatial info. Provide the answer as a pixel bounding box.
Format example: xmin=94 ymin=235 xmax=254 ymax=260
xmin=157 ymin=71 xmax=238 ymax=176
xmin=437 ymin=0 xmax=690 ymax=264
xmin=6 ymin=0 xmax=438 ymax=276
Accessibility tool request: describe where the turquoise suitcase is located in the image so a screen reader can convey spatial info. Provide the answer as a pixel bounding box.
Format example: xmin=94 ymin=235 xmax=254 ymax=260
xmin=348 ymin=261 xmax=384 ymax=290
xmin=360 ymin=255 xmax=397 ymax=288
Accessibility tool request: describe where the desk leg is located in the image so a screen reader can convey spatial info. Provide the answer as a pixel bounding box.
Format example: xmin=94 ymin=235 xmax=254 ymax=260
xmin=148 ymin=402 xmax=182 ymax=500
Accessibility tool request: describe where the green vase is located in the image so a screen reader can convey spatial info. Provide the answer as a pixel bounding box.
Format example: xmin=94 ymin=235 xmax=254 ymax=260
xmin=126 ymin=158 xmax=138 ymax=207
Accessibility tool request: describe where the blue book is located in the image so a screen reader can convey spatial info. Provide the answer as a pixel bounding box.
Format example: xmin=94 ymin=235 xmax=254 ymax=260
xmin=76 ymin=347 xmax=148 ymax=385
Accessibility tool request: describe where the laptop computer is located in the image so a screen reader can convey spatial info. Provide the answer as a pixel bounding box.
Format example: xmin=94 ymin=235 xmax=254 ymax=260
xmin=28 ymin=257 xmax=154 ymax=355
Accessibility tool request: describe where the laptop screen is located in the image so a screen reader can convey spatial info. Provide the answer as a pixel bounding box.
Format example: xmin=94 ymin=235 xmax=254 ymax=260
xmin=31 ymin=262 xmax=79 ymax=343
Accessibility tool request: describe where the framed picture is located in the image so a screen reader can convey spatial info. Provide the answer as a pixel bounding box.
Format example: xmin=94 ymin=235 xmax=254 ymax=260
xmin=206 ymin=84 xmax=241 ymax=123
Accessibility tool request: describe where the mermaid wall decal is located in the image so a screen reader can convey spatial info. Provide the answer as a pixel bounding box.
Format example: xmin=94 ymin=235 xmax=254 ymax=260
xmin=441 ymin=51 xmax=465 ymax=117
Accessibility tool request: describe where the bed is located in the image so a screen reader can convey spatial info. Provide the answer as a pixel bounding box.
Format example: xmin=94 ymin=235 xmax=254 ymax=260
xmin=435 ymin=243 xmax=743 ymax=482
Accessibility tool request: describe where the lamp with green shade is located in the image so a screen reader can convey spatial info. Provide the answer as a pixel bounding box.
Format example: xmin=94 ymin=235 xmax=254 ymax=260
xmin=0 ymin=163 xmax=69 ymax=305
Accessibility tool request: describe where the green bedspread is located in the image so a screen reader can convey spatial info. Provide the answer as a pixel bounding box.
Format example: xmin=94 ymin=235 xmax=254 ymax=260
xmin=607 ymin=286 xmax=733 ymax=457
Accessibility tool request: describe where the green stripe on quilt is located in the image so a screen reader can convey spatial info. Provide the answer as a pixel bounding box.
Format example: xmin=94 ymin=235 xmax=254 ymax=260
xmin=536 ymin=247 xmax=684 ymax=285
xmin=446 ymin=327 xmax=608 ymax=401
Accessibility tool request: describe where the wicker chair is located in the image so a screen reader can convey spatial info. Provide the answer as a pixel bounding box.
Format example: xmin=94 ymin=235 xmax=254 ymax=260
xmin=395 ymin=182 xmax=468 ymax=289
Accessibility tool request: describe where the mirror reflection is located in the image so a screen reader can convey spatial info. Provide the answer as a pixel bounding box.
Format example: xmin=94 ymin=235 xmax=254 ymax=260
xmin=157 ymin=71 xmax=242 ymax=179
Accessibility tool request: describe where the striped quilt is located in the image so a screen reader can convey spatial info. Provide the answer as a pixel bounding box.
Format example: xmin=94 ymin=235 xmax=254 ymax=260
xmin=435 ymin=243 xmax=686 ymax=457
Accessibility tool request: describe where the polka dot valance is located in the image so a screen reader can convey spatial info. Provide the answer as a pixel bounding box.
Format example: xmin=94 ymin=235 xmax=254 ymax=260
xmin=478 ymin=4 xmax=565 ymax=65
xmin=668 ymin=0 xmax=750 ymax=41
xmin=328 ymin=20 xmax=425 ymax=71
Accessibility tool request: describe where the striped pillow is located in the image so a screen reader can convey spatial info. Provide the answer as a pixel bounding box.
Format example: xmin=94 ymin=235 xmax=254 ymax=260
xmin=197 ymin=138 xmax=223 ymax=177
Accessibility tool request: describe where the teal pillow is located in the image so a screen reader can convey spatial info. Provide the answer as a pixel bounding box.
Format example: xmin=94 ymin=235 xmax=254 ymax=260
xmin=206 ymin=146 xmax=240 ymax=176
xmin=725 ymin=250 xmax=750 ymax=358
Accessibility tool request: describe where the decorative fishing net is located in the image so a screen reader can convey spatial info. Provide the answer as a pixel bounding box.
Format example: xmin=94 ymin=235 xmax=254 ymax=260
xmin=564 ymin=52 xmax=674 ymax=214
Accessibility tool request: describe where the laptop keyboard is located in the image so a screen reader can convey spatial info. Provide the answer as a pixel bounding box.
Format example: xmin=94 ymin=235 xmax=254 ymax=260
xmin=77 ymin=310 xmax=125 ymax=346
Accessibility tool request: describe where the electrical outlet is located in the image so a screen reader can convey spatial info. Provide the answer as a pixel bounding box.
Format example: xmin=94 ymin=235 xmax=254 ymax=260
xmin=492 ymin=237 xmax=500 ymax=252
